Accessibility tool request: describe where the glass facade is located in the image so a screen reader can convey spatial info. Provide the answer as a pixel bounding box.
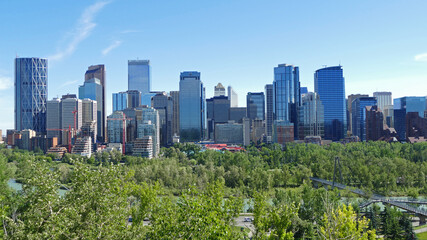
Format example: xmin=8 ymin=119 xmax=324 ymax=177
xmin=79 ymin=78 xmax=103 ymax=142
xmin=246 ymin=92 xmax=265 ymax=121
xmin=273 ymin=64 xmax=300 ymax=139
xmin=112 ymin=92 xmax=128 ymax=112
xmin=265 ymin=84 xmax=274 ymax=137
xmin=314 ymin=66 xmax=346 ymax=141
xmin=351 ymin=97 xmax=377 ymax=141
xmin=393 ymin=96 xmax=427 ymax=140
xmin=127 ymin=90 xmax=141 ymax=108
xmin=128 ymin=60 xmax=151 ymax=94
xmin=15 ymin=57 xmax=48 ymax=134
xmin=206 ymin=96 xmax=230 ymax=139
xmin=298 ymin=92 xmax=324 ymax=139
xmin=179 ymin=71 xmax=205 ymax=142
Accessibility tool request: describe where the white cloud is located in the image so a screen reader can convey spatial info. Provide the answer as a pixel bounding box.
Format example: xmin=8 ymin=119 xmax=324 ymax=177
xmin=48 ymin=1 xmax=110 ymax=61
xmin=121 ymin=29 xmax=141 ymax=34
xmin=414 ymin=53 xmax=427 ymax=62
xmin=0 ymin=76 xmax=12 ymax=90
xmin=102 ymin=40 xmax=122 ymax=55
xmin=58 ymin=79 xmax=79 ymax=89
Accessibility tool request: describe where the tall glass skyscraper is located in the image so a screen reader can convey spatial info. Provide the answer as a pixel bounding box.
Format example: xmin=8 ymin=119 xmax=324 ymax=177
xmin=79 ymin=78 xmax=103 ymax=142
xmin=112 ymin=92 xmax=128 ymax=112
xmin=393 ymin=96 xmax=427 ymax=140
xmin=128 ymin=60 xmax=151 ymax=94
xmin=314 ymin=66 xmax=346 ymax=141
xmin=85 ymin=65 xmax=106 ymax=142
xmin=273 ymin=64 xmax=300 ymax=139
xmin=15 ymin=57 xmax=48 ymax=134
xmin=351 ymin=97 xmax=377 ymax=141
xmin=265 ymin=84 xmax=274 ymax=138
xmin=246 ymin=92 xmax=265 ymax=121
xmin=179 ymin=71 xmax=205 ymax=142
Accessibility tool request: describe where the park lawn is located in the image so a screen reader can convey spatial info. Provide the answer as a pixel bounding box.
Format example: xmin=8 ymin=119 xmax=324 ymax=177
xmin=417 ymin=231 xmax=427 ymax=240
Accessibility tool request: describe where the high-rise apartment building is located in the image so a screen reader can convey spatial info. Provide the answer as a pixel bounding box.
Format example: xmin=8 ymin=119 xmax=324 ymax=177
xmin=84 ymin=65 xmax=106 ymax=143
xmin=128 ymin=60 xmax=151 ymax=94
xmin=228 ymin=86 xmax=238 ymax=107
xmin=15 ymin=57 xmax=48 ymax=134
xmin=79 ymin=78 xmax=103 ymax=141
xmin=179 ymin=71 xmax=205 ymax=142
xmin=351 ymin=97 xmax=377 ymax=141
xmin=314 ymin=66 xmax=346 ymax=141
xmin=265 ymin=84 xmax=274 ymax=138
xmin=214 ymin=83 xmax=226 ymax=97
xmin=273 ymin=64 xmax=301 ymax=139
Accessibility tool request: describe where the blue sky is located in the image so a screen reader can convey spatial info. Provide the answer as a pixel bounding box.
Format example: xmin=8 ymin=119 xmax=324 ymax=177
xmin=1 ymin=0 xmax=427 ymax=131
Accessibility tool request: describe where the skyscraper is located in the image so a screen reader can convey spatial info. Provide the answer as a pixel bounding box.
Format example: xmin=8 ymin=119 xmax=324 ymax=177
xmin=246 ymin=92 xmax=265 ymax=121
xmin=228 ymin=86 xmax=238 ymax=107
xmin=273 ymin=64 xmax=301 ymax=139
xmin=365 ymin=106 xmax=384 ymax=141
xmin=127 ymin=90 xmax=142 ymax=108
xmin=152 ymin=92 xmax=171 ymax=146
xmin=128 ymin=60 xmax=151 ymax=94
xmin=79 ymin=78 xmax=103 ymax=142
xmin=170 ymin=91 xmax=180 ymax=136
xmin=373 ymin=92 xmax=392 ymax=112
xmin=347 ymin=94 xmax=369 ymax=134
xmin=214 ymin=83 xmax=226 ymax=96
xmin=352 ymin=97 xmax=377 ymax=141
xmin=206 ymin=96 xmax=230 ymax=139
xmin=85 ymin=65 xmax=106 ymax=142
xmin=394 ymin=96 xmax=427 ymax=140
xmin=265 ymin=84 xmax=274 ymax=138
xmin=298 ymin=92 xmax=324 ymax=139
xmin=314 ymin=66 xmax=346 ymax=141
xmin=179 ymin=71 xmax=205 ymax=142
xmin=15 ymin=57 xmax=47 ymax=134
xmin=112 ymin=92 xmax=128 ymax=112
xmin=107 ymin=111 xmax=126 ymax=144
xmin=137 ymin=107 xmax=160 ymax=157
xmin=46 ymin=98 xmax=61 ymax=141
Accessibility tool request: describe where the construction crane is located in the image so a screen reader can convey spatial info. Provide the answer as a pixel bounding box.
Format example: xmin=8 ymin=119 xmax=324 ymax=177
xmin=107 ymin=113 xmax=133 ymax=154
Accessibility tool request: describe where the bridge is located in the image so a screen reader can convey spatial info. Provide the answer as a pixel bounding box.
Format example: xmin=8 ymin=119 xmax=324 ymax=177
xmin=310 ymin=177 xmax=427 ymax=222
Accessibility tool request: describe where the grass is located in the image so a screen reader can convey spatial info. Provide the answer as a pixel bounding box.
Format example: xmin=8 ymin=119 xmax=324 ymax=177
xmin=417 ymin=231 xmax=427 ymax=240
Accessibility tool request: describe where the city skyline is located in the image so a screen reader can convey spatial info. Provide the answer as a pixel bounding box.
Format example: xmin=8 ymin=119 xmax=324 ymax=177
xmin=1 ymin=1 xmax=427 ymax=131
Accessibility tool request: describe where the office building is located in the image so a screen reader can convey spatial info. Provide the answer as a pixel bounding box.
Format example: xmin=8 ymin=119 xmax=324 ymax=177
xmin=300 ymin=87 xmax=308 ymax=95
xmin=228 ymin=86 xmax=238 ymax=107
xmin=347 ymin=94 xmax=369 ymax=134
xmin=214 ymin=122 xmax=244 ymax=144
xmin=81 ymin=99 xmax=97 ymax=125
xmin=107 ymin=111 xmax=127 ymax=143
xmin=229 ymin=107 xmax=246 ymax=123
xmin=273 ymin=64 xmax=301 ymax=139
xmin=20 ymin=129 xmax=36 ymax=151
xmin=206 ymin=96 xmax=230 ymax=139
xmin=152 ymin=92 xmax=171 ymax=146
xmin=298 ymin=92 xmax=324 ymax=139
xmin=179 ymin=71 xmax=205 ymax=142
xmin=251 ymin=119 xmax=265 ymax=144
xmin=113 ymin=92 xmax=128 ymax=112
xmin=170 ymin=91 xmax=180 ymax=136
xmin=128 ymin=90 xmax=142 ymax=108
xmin=246 ymin=92 xmax=265 ymax=121
xmin=137 ymin=107 xmax=160 ymax=157
xmin=15 ymin=57 xmax=47 ymax=134
xmin=265 ymin=84 xmax=274 ymax=138
xmin=273 ymin=120 xmax=294 ymax=144
xmin=128 ymin=60 xmax=150 ymax=94
xmin=365 ymin=106 xmax=384 ymax=141
xmin=79 ymin=78 xmax=103 ymax=141
xmin=47 ymin=98 xmax=61 ymax=141
xmin=406 ymin=112 xmax=427 ymax=140
xmin=352 ymin=97 xmax=377 ymax=141
xmin=373 ymin=92 xmax=392 ymax=112
xmin=214 ymin=83 xmax=226 ymax=96
xmin=314 ymin=66 xmax=346 ymax=141
xmin=394 ymin=96 xmax=427 ymax=140
xmin=85 ymin=65 xmax=106 ymax=143
xmin=61 ymin=96 xmax=82 ymax=131
xmin=81 ymin=120 xmax=97 ymax=144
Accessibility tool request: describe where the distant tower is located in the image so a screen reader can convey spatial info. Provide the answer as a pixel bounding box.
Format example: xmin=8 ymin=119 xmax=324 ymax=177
xmin=128 ymin=60 xmax=151 ymax=94
xmin=79 ymin=78 xmax=103 ymax=142
xmin=228 ymin=86 xmax=238 ymax=107
xmin=214 ymin=83 xmax=226 ymax=96
xmin=15 ymin=57 xmax=48 ymax=134
xmin=265 ymin=84 xmax=273 ymax=138
xmin=314 ymin=66 xmax=346 ymax=141
xmin=179 ymin=71 xmax=205 ymax=142
xmin=85 ymin=65 xmax=106 ymax=142
xmin=352 ymin=97 xmax=377 ymax=141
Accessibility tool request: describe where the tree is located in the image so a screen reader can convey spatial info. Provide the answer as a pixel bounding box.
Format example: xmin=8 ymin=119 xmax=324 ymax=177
xmin=318 ymin=205 xmax=376 ymax=240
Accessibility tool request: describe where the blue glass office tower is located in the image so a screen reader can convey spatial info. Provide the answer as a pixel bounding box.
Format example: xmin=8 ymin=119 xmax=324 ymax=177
xmin=179 ymin=71 xmax=205 ymax=142
xmin=314 ymin=66 xmax=346 ymax=141
xmin=15 ymin=57 xmax=47 ymax=134
xmin=113 ymin=92 xmax=128 ymax=112
xmin=393 ymin=96 xmax=427 ymax=140
xmin=79 ymin=78 xmax=103 ymax=142
xmin=265 ymin=84 xmax=274 ymax=138
xmin=273 ymin=64 xmax=301 ymax=139
xmin=351 ymin=97 xmax=377 ymax=141
xmin=247 ymin=92 xmax=265 ymax=121
xmin=128 ymin=60 xmax=151 ymax=94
